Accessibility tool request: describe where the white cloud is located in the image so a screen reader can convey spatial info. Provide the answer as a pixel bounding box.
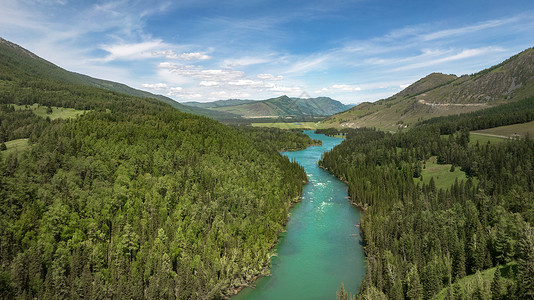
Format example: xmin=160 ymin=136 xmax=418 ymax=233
xmin=157 ymin=63 xmax=245 ymax=82
xmin=314 ymin=87 xmax=329 ymax=94
xmin=153 ymin=50 xmax=211 ymax=61
xmin=228 ymin=79 xmax=263 ymax=86
xmin=332 ymin=84 xmax=362 ymax=92
xmin=199 ymin=81 xmax=220 ymax=86
xmin=284 ymin=54 xmax=332 ymax=74
xmin=181 ymin=52 xmax=211 ymax=60
xmin=390 ymin=47 xmax=504 ymax=72
xmin=257 ymin=73 xmax=283 ymax=80
xmin=99 ymin=40 xmax=165 ymax=62
xmin=142 ymin=83 xmax=168 ymax=90
xmin=421 ymin=17 xmax=521 ymax=41
xmin=222 ymin=56 xmax=270 ymax=68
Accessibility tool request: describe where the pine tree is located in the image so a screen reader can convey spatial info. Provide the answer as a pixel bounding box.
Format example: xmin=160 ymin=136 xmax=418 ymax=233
xmin=337 ymin=282 xmax=348 ymax=300
xmin=406 ymin=264 xmax=423 ymax=300
xmin=517 ymin=225 xmax=534 ymax=298
xmin=422 ymin=262 xmax=440 ymax=299
xmin=491 ymin=265 xmax=502 ymax=300
xmin=452 ymin=281 xmax=465 ymax=300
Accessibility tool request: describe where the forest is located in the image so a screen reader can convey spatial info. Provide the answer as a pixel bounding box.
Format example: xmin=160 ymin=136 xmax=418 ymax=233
xmin=320 ymin=96 xmax=534 ymax=299
xmin=0 ymin=58 xmax=319 ymax=299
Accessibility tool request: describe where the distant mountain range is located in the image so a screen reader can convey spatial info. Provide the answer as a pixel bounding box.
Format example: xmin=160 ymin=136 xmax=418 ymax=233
xmin=184 ymin=96 xmax=354 ymax=118
xmin=183 ymin=99 xmax=257 ymax=108
xmin=321 ymin=47 xmax=534 ymax=130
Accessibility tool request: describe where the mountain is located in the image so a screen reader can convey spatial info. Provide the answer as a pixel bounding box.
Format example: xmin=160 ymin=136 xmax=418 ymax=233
xmin=182 ymin=99 xmax=257 ymax=108
xmin=321 ymin=47 xmax=534 ymax=130
xmin=197 ymin=95 xmax=353 ymax=118
xmin=0 ymin=37 xmax=241 ymax=121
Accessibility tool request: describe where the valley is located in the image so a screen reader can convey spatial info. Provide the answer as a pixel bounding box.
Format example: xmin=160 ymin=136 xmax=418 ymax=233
xmin=1 ymin=33 xmax=534 ymax=300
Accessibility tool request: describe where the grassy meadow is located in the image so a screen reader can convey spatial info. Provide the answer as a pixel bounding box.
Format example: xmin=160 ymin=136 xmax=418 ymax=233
xmin=414 ymin=156 xmax=476 ymax=190
xmin=11 ymin=103 xmax=87 ymax=120
xmin=1 ymin=138 xmax=29 ymax=157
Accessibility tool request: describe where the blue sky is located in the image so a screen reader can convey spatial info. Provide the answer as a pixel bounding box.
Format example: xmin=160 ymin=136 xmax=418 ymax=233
xmin=1 ymin=0 xmax=534 ymax=104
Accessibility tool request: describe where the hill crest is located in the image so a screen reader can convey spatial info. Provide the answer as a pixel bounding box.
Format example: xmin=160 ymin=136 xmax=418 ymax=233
xmin=322 ymin=47 xmax=534 ymax=130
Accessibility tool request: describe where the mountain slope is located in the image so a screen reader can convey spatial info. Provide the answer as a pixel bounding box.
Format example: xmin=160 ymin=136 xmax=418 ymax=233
xmin=0 ymin=37 xmax=240 ymax=121
xmin=208 ymin=95 xmax=353 ymax=118
xmin=322 ymin=47 xmax=534 ymax=130
xmin=0 ymin=37 xmax=311 ymax=299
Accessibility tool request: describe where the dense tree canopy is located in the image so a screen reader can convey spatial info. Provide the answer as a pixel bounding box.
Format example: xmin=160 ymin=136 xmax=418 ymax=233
xmin=320 ymin=97 xmax=534 ymax=299
xmin=0 ymin=62 xmax=317 ymax=299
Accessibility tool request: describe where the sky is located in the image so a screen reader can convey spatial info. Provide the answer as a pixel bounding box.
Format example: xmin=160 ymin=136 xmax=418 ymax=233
xmin=1 ymin=0 xmax=534 ymax=104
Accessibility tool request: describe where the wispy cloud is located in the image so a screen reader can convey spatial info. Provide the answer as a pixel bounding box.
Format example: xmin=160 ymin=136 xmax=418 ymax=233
xmin=153 ymin=50 xmax=211 ymax=61
xmin=99 ymin=40 xmax=166 ymax=62
xmin=390 ymin=47 xmax=505 ymax=72
xmin=421 ymin=16 xmax=523 ymax=41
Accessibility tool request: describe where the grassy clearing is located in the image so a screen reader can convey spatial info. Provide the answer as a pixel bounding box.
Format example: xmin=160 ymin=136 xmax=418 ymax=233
xmin=251 ymin=122 xmax=319 ymax=129
xmin=469 ymin=133 xmax=507 ymax=145
xmin=433 ymin=262 xmax=516 ymax=300
xmin=1 ymin=138 xmax=29 ymax=157
xmin=11 ymin=103 xmax=87 ymax=120
xmin=472 ymin=120 xmax=534 ymax=138
xmin=414 ymin=156 xmax=476 ymax=190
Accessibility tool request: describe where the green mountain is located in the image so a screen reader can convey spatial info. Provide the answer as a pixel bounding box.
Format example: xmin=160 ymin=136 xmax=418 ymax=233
xmin=204 ymin=95 xmax=353 ymax=118
xmin=0 ymin=37 xmax=315 ymax=298
xmin=183 ymin=99 xmax=257 ymax=108
xmin=321 ymin=47 xmax=534 ymax=130
xmin=0 ymin=37 xmax=241 ymax=121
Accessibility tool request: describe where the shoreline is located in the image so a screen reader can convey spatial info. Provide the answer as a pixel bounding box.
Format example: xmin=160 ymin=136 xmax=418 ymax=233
xmin=223 ymin=193 xmax=304 ymax=299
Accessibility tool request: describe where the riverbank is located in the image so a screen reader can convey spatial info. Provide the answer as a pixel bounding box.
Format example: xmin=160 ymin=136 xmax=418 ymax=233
xmin=223 ymin=194 xmax=304 ymax=298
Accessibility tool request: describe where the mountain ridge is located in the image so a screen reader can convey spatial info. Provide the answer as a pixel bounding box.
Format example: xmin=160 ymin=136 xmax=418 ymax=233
xmin=193 ymin=95 xmax=354 ymax=118
xmin=321 ymin=47 xmax=534 ymax=130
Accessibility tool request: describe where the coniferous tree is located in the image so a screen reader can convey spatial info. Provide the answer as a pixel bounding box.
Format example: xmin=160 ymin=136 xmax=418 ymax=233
xmin=406 ymin=264 xmax=423 ymax=300
xmin=491 ymin=265 xmax=502 ymax=300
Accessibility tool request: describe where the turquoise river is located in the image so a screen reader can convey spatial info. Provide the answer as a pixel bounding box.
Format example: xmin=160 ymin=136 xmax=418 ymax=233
xmin=232 ymin=130 xmax=366 ymax=300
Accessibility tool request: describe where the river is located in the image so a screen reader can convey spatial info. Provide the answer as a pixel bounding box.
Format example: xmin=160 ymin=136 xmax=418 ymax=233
xmin=232 ymin=130 xmax=365 ymax=300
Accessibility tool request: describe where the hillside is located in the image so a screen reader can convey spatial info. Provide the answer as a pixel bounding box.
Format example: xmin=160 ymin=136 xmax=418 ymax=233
xmin=322 ymin=47 xmax=534 ymax=131
xmin=0 ymin=38 xmax=315 ymax=299
xmin=0 ymin=37 xmax=241 ymax=121
xmin=182 ymin=99 xmax=257 ymax=108
xmin=319 ymin=95 xmax=534 ymax=299
xmin=205 ymin=95 xmax=353 ymax=118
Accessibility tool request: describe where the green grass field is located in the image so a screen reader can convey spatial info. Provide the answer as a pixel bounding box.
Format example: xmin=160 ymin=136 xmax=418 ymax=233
xmin=469 ymin=133 xmax=507 ymax=145
xmin=1 ymin=138 xmax=29 ymax=157
xmin=251 ymin=122 xmax=319 ymax=129
xmin=11 ymin=103 xmax=87 ymax=120
xmin=434 ymin=262 xmax=516 ymax=300
xmin=472 ymin=120 xmax=534 ymax=138
xmin=414 ymin=156 xmax=476 ymax=190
